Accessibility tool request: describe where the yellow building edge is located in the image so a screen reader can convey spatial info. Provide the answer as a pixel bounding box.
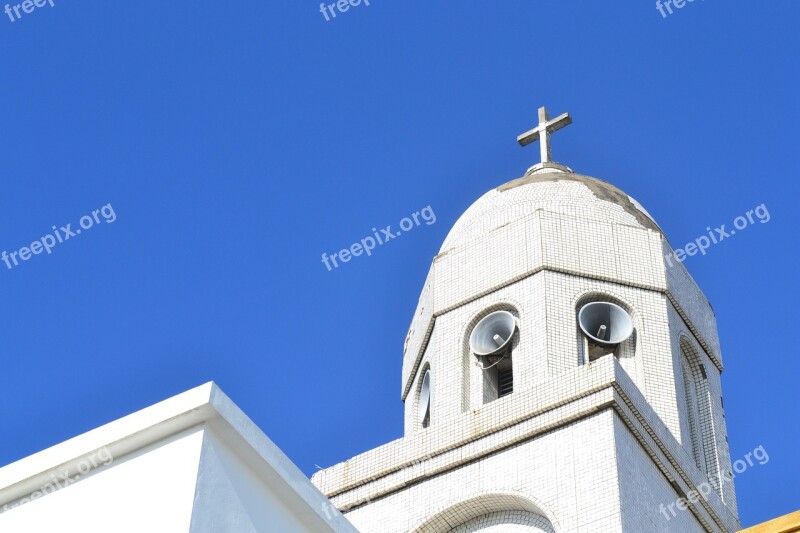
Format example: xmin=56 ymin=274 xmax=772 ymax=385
xmin=740 ymin=510 xmax=800 ymax=533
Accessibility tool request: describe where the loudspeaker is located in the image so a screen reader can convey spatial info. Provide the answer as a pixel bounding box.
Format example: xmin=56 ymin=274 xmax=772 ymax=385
xmin=418 ymin=369 xmax=431 ymax=425
xmin=578 ymin=302 xmax=634 ymax=346
xmin=469 ymin=310 xmax=517 ymax=356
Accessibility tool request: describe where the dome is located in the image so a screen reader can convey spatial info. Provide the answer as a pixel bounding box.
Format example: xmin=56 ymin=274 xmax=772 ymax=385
xmin=440 ymin=171 xmax=661 ymax=253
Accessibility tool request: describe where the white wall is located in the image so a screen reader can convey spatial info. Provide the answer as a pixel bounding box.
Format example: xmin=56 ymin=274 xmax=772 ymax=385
xmin=190 ymin=429 xmax=325 ymax=533
xmin=346 ymin=410 xmax=621 ymax=533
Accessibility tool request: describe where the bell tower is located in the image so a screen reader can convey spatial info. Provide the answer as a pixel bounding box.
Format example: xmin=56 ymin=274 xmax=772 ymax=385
xmin=313 ymin=107 xmax=741 ymax=533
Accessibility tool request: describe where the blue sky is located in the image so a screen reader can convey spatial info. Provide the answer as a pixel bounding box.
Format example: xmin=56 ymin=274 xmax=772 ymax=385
xmin=1 ymin=0 xmax=798 ymax=527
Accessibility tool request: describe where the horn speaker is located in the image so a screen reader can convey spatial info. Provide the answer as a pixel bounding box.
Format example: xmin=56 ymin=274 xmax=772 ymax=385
xmin=470 ymin=310 xmax=516 ymax=356
xmin=578 ymin=302 xmax=634 ymax=346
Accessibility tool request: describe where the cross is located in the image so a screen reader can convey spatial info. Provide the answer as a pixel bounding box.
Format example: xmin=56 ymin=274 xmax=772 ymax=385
xmin=517 ymin=106 xmax=572 ymax=164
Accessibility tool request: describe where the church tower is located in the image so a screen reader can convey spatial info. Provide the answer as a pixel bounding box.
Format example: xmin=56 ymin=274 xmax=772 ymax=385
xmin=312 ymin=107 xmax=740 ymax=533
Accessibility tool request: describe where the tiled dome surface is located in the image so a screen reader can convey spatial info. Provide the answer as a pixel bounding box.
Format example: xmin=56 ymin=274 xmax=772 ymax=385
xmin=440 ymin=172 xmax=661 ymax=252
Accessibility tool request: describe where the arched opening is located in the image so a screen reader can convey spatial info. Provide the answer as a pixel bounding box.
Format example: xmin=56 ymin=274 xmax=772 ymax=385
xmin=451 ymin=511 xmax=554 ymax=532
xmin=467 ymin=308 xmax=519 ymax=406
xmin=414 ymin=491 xmax=557 ymax=533
xmin=680 ymin=351 xmax=704 ymax=471
xmin=416 ymin=364 xmax=432 ymax=430
xmin=679 ymin=337 xmax=722 ymax=496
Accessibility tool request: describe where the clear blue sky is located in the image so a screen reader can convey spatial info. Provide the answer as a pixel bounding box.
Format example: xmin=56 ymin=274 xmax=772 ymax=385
xmin=1 ymin=0 xmax=797 ymax=527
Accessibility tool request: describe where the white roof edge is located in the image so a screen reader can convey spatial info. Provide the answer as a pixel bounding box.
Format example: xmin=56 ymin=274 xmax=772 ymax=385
xmin=0 ymin=382 xmax=358 ymax=532
xmin=0 ymin=382 xmax=217 ymax=497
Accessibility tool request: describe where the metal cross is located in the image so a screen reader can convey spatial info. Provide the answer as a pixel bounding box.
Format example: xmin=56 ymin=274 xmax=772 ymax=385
xmin=517 ymin=106 xmax=572 ymax=164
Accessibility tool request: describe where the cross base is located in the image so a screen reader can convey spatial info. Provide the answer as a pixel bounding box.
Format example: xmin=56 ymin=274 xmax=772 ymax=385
xmin=525 ymin=161 xmax=573 ymax=176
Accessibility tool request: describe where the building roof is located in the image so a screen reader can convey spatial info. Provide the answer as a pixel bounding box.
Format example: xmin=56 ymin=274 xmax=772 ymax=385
xmin=0 ymin=383 xmax=357 ymax=533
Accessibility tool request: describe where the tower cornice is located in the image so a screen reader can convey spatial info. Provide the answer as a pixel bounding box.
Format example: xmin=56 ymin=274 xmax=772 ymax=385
xmin=313 ymin=357 xmax=738 ymax=532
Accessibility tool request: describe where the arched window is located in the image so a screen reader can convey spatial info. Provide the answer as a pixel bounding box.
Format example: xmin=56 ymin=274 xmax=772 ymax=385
xmin=450 ymin=511 xmax=554 ymax=532
xmin=418 ymin=367 xmax=432 ymax=429
xmin=679 ymin=338 xmax=721 ymax=495
xmin=414 ymin=492 xmax=557 ymax=533
xmin=680 ymin=352 xmax=705 ymax=471
xmin=468 ymin=310 xmax=517 ymax=405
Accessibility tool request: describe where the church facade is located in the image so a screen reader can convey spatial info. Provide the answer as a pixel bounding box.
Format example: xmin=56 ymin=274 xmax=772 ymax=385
xmin=311 ymin=108 xmax=741 ymax=533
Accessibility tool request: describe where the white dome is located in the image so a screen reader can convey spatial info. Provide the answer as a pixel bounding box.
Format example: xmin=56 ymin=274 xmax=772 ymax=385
xmin=441 ymin=171 xmax=660 ymax=252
